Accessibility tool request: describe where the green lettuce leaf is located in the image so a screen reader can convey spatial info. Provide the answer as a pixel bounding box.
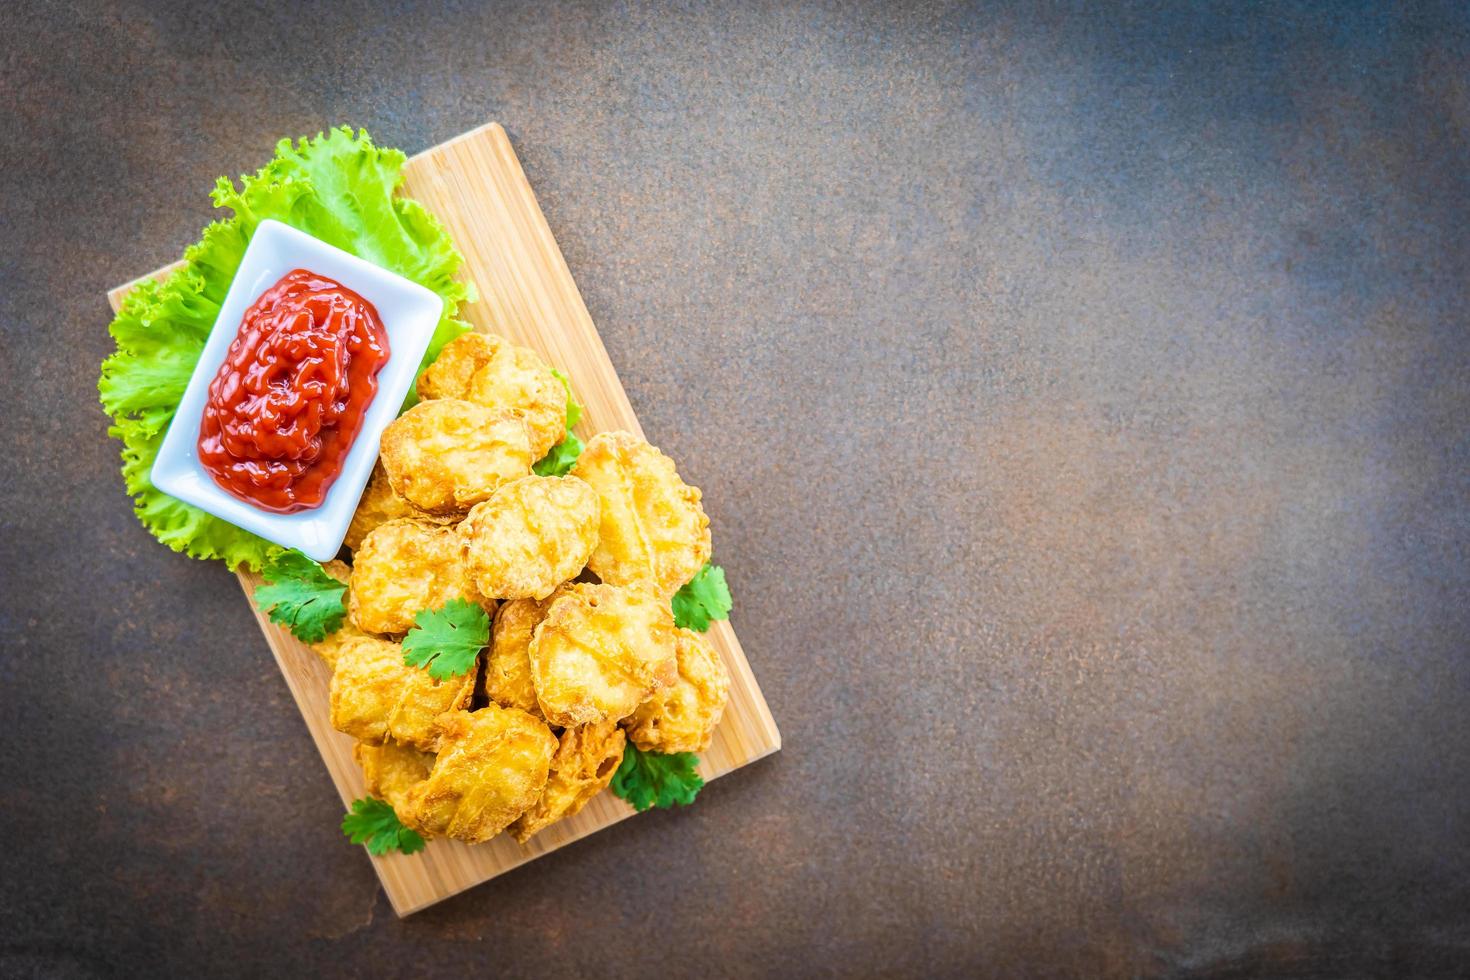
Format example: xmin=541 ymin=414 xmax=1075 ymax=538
xmin=98 ymin=127 xmax=472 ymax=571
xmin=532 ymin=368 xmax=584 ymax=476
xmin=552 ymin=368 xmax=583 ymax=430
xmin=532 ymin=432 xmax=584 ymax=477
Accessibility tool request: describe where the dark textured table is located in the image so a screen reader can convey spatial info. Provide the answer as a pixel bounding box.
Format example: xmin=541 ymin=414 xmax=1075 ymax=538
xmin=3 ymin=1 xmax=1468 ymax=976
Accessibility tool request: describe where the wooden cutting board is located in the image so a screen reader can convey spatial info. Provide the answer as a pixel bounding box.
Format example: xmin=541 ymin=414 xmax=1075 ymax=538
xmin=106 ymin=122 xmax=781 ymax=917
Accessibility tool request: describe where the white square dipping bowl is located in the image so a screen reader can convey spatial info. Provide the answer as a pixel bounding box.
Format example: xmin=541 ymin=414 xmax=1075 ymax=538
xmin=150 ymin=218 xmax=443 ymax=562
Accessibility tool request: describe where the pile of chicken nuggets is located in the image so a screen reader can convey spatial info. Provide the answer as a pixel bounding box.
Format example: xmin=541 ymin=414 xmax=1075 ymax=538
xmin=312 ymin=333 xmax=731 ymax=845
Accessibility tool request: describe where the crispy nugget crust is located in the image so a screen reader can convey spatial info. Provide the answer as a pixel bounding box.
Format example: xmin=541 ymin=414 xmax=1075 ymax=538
xmin=320 ymin=559 xmax=352 ymax=586
xmin=401 ymin=706 xmax=556 ymax=844
xmin=348 ymin=518 xmax=487 ymax=636
xmin=417 ymin=332 xmax=499 ymax=401
xmin=570 ymin=431 xmax=711 ymax=599
xmin=418 ymin=333 xmax=567 ymax=459
xmin=510 ymin=721 xmax=626 ymax=843
xmin=528 ymin=583 xmax=678 ymax=728
xmin=380 ymin=398 xmax=531 ymax=516
xmin=328 ymin=635 xmax=476 ymax=752
xmin=459 ymin=476 xmax=600 ymax=601
xmin=624 ymin=628 xmax=731 ymax=754
xmin=311 ymin=618 xmax=370 ymax=671
xmin=486 ymin=597 xmax=556 ymax=720
xmin=354 ymin=740 xmax=435 ymax=819
xmin=345 ymin=463 xmax=452 ymax=552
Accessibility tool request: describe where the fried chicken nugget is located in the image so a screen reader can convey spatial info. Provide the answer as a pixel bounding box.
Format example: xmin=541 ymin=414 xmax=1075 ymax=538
xmin=416 ymin=332 xmax=494 ymax=401
xmin=345 ymin=463 xmax=453 ymax=552
xmin=312 ymin=618 xmax=370 ymax=671
xmin=309 ymin=560 xmax=367 ymax=669
xmin=570 ymin=431 xmax=712 ymax=599
xmin=328 ymin=634 xmax=476 ymax=752
xmin=418 ymin=333 xmax=568 ymax=459
xmin=510 ymin=720 xmax=626 ymax=843
xmin=528 ymin=583 xmax=678 ymax=727
xmin=624 ymin=628 xmax=731 ymax=754
xmin=354 ymin=740 xmax=435 ymax=817
xmin=459 ymin=475 xmax=600 ymax=600
xmin=379 ymin=398 xmax=531 ymax=516
xmin=401 ymin=706 xmax=556 ymax=843
xmin=349 ymin=518 xmax=488 ymax=636
xmin=485 ymin=596 xmax=556 ymax=720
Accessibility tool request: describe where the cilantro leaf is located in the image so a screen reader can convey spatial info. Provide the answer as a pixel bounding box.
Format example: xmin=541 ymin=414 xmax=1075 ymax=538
xmin=611 ymin=744 xmax=705 ymax=811
xmin=533 ymin=368 xmax=585 ymax=476
xmin=341 ymin=798 xmax=426 ymax=856
xmin=99 ymin=127 xmax=472 ymax=570
xmin=402 ymin=598 xmax=489 ymax=680
xmin=671 ymin=562 xmax=732 ymax=632
xmin=252 ymin=550 xmax=347 ymax=643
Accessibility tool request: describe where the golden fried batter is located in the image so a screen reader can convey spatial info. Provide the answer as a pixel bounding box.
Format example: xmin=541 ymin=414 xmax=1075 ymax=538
xmin=328 ymin=634 xmax=476 ymax=752
xmin=401 ymin=706 xmax=556 ymax=844
xmin=416 ymin=332 xmax=495 ymax=401
xmin=570 ymin=431 xmax=711 ymax=599
xmin=311 ymin=617 xmax=370 ymax=671
xmin=528 ymin=583 xmax=678 ymax=727
xmin=624 ymin=628 xmax=731 ymax=754
xmin=510 ymin=720 xmax=626 ymax=843
xmin=354 ymin=739 xmax=435 ymax=816
xmin=459 ymin=475 xmax=600 ymax=600
xmin=417 ymin=333 xmax=568 ymax=459
xmin=379 ymin=398 xmax=531 ymax=516
xmin=349 ymin=518 xmax=488 ymax=636
xmin=485 ymin=596 xmax=555 ymax=720
xmin=308 ymin=560 xmax=367 ymax=669
xmin=345 ymin=462 xmax=452 ymax=552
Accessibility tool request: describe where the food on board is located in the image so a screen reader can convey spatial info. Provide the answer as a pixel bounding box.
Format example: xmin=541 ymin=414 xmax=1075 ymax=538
xmin=624 ymin=627 xmax=731 ymax=755
xmin=458 ymin=475 xmax=600 ymax=601
xmin=571 ymin=431 xmax=711 ymax=599
xmin=380 ymin=398 xmax=532 ymax=515
xmin=98 ymin=129 xmax=738 ymax=855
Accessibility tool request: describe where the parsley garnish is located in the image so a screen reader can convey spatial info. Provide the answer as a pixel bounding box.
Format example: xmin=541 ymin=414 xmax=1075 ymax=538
xmin=611 ymin=744 xmax=705 ymax=811
xmin=401 ymin=598 xmax=489 ymax=680
xmin=532 ymin=368 xmax=584 ymax=476
xmin=671 ymin=562 xmax=732 ymax=632
xmin=252 ymin=550 xmax=347 ymax=643
xmin=341 ymin=798 xmax=426 ymax=855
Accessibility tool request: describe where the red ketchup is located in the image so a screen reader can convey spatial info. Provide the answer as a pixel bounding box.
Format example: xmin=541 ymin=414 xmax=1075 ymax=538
xmin=198 ymin=269 xmax=390 ymax=513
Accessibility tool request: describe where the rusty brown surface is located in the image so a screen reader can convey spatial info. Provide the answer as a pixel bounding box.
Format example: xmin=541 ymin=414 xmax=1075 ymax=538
xmin=2 ymin=1 xmax=1469 ymax=976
